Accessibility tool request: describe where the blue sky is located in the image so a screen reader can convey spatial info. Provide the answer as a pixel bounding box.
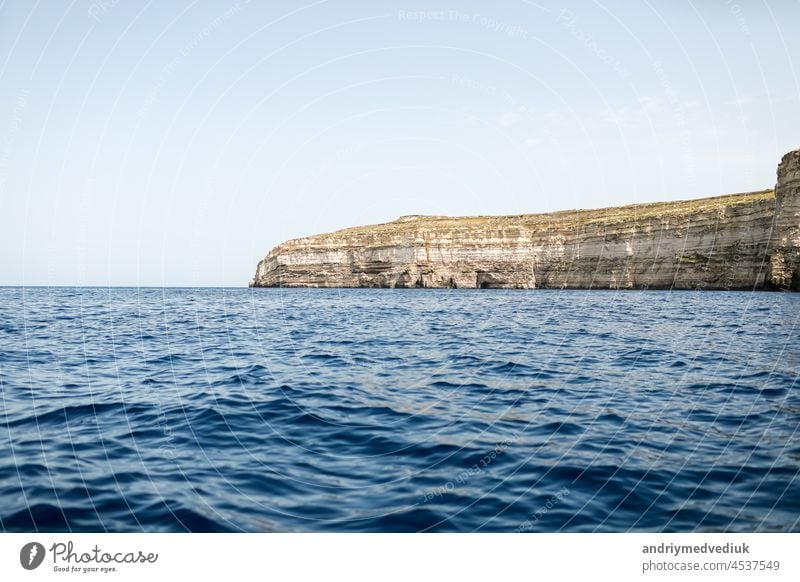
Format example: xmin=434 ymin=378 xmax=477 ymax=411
xmin=1 ymin=0 xmax=798 ymax=286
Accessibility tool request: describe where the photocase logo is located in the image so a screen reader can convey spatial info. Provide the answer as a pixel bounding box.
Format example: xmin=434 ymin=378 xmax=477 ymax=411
xmin=20 ymin=542 xmax=46 ymax=570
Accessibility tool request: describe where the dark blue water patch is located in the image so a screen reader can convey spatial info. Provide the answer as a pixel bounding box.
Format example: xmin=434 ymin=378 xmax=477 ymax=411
xmin=428 ymin=379 xmax=492 ymax=392
xmin=595 ymin=411 xmax=626 ymax=425
xmin=332 ymin=506 xmax=449 ymax=532
xmin=123 ymin=500 xmax=235 ymax=533
xmin=1 ymin=504 xmax=82 ymax=532
xmin=0 ymin=287 xmax=798 ymax=532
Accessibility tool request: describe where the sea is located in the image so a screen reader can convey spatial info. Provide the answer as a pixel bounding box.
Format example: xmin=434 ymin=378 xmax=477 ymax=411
xmin=0 ymin=287 xmax=798 ymax=532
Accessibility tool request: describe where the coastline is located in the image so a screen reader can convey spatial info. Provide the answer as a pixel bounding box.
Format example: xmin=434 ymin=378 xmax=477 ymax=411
xmin=251 ymin=149 xmax=800 ymax=291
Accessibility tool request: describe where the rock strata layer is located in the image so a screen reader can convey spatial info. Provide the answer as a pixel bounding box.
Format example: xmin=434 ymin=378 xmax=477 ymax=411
xmin=251 ymin=149 xmax=800 ymax=290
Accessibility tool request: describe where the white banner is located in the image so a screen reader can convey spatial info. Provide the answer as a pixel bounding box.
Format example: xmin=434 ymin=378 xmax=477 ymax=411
xmin=0 ymin=533 xmax=796 ymax=581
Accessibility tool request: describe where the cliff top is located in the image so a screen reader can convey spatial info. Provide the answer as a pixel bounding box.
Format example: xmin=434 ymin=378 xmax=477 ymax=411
xmin=283 ymin=188 xmax=775 ymax=246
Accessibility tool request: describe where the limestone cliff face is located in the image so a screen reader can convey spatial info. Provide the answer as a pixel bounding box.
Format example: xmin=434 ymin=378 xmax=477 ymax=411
xmin=768 ymin=149 xmax=800 ymax=290
xmin=251 ymin=149 xmax=800 ymax=290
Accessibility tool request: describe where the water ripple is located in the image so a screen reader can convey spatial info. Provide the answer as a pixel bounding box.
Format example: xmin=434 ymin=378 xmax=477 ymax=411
xmin=0 ymin=287 xmax=798 ymax=532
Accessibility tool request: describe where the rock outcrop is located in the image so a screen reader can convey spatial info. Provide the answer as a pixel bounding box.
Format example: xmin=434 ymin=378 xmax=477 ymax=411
xmin=251 ymin=149 xmax=800 ymax=290
xmin=768 ymin=149 xmax=800 ymax=290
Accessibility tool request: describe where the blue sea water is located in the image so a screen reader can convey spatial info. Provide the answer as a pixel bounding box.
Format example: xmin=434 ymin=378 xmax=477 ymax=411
xmin=0 ymin=287 xmax=798 ymax=532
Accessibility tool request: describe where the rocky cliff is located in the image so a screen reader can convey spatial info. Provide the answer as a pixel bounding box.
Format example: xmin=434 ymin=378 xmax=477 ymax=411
xmin=251 ymin=149 xmax=800 ymax=290
xmin=768 ymin=149 xmax=800 ymax=290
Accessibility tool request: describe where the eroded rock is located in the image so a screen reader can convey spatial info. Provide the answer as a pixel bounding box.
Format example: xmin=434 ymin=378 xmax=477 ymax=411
xmin=251 ymin=150 xmax=800 ymax=290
